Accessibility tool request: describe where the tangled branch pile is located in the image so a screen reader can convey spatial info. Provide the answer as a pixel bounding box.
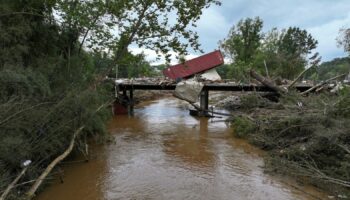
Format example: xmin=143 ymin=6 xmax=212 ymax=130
xmin=232 ymin=89 xmax=350 ymax=196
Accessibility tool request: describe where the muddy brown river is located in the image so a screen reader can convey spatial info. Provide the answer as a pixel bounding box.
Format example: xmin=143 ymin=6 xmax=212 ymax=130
xmin=37 ymin=97 xmax=328 ymax=200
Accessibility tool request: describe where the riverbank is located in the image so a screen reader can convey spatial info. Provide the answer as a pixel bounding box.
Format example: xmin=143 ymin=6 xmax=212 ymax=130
xmin=224 ymin=90 xmax=350 ymax=199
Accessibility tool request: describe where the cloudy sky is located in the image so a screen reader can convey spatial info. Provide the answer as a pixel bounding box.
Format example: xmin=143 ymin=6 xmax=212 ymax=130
xmin=132 ymin=0 xmax=350 ymax=65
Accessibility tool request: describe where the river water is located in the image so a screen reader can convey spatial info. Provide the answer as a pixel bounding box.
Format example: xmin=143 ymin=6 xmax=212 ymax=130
xmin=37 ymin=97 xmax=327 ymax=200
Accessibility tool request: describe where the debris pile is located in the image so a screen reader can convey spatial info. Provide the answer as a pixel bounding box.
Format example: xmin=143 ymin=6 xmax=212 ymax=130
xmin=215 ymin=95 xmax=241 ymax=109
xmin=163 ymin=50 xmax=225 ymax=113
xmin=230 ymin=69 xmax=350 ymax=197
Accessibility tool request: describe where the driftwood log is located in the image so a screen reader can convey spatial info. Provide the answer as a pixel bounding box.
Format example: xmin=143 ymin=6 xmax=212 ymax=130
xmin=26 ymin=126 xmax=85 ymax=199
xmin=301 ymin=73 xmax=347 ymax=95
xmin=0 ymin=166 xmax=29 ymax=200
xmin=249 ymin=70 xmax=288 ymax=94
xmin=288 ymin=65 xmax=315 ymax=89
xmin=25 ymin=100 xmax=111 ymax=199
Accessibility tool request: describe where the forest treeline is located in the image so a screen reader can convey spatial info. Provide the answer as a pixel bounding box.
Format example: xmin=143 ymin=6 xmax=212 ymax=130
xmin=216 ymin=17 xmax=350 ymax=82
xmin=217 ymin=56 xmax=350 ymax=81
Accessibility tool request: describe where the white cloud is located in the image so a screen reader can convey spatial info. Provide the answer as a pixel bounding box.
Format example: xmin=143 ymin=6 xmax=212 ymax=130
xmin=308 ymin=12 xmax=350 ymax=61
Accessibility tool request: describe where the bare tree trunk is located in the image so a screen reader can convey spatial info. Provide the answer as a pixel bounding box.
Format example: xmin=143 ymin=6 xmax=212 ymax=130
xmin=26 ymin=126 xmax=85 ymax=199
xmin=263 ymin=60 xmax=270 ymax=79
xmin=25 ymin=101 xmax=110 ymax=199
xmin=0 ymin=167 xmax=29 ymax=200
xmin=288 ymin=65 xmax=315 ymax=89
xmin=249 ymin=69 xmax=288 ymax=94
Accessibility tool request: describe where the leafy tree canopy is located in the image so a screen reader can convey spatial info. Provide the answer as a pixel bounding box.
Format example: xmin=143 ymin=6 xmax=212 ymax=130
xmin=219 ymin=17 xmax=319 ymax=80
xmin=57 ymin=0 xmax=221 ymax=64
xmin=219 ymin=17 xmax=263 ymax=64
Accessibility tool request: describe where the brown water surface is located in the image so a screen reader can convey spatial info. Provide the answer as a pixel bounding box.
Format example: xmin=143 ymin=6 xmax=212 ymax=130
xmin=37 ymin=97 xmax=327 ymax=200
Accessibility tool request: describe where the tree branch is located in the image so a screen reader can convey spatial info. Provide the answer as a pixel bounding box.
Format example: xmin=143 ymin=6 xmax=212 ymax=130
xmin=0 ymin=166 xmax=29 ymax=200
xmin=250 ymin=69 xmax=288 ymax=94
xmin=26 ymin=126 xmax=85 ymax=199
xmin=288 ymin=65 xmax=315 ymax=89
xmin=301 ymin=73 xmax=347 ymax=95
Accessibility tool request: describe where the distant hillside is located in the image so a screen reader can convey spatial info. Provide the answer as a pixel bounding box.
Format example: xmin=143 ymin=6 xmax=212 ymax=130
xmin=314 ymin=57 xmax=350 ymax=80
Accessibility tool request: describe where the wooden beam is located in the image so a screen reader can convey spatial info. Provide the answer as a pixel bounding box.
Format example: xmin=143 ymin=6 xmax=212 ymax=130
xmin=117 ymin=83 xmax=311 ymax=92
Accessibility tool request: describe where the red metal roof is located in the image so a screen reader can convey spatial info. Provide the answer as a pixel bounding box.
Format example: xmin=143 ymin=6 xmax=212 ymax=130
xmin=162 ymin=50 xmax=224 ymax=80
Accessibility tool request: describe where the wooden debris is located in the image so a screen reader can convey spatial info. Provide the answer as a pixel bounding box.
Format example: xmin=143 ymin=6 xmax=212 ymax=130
xmin=0 ymin=164 xmax=30 ymax=200
xmin=288 ymin=65 xmax=315 ymax=89
xmin=249 ymin=69 xmax=288 ymax=94
xmin=301 ymin=73 xmax=347 ymax=95
xmin=26 ymin=126 xmax=85 ymax=199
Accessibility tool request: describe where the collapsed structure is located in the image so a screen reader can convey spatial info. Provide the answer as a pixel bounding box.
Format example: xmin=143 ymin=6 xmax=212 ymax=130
xmin=114 ymin=50 xmax=226 ymax=116
xmin=114 ymin=50 xmax=349 ymax=116
xmin=163 ymin=50 xmax=224 ymax=115
xmin=162 ymin=50 xmax=224 ymax=81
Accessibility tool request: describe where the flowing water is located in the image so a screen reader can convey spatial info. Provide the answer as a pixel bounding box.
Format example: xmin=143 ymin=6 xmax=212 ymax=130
xmin=37 ymin=97 xmax=327 ymax=200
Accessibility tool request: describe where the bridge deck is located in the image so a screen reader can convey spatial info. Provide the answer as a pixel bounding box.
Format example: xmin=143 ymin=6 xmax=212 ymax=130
xmin=117 ymin=83 xmax=312 ymax=92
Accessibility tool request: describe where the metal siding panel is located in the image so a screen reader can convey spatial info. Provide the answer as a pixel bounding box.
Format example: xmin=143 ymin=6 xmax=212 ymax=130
xmin=162 ymin=50 xmax=224 ymax=80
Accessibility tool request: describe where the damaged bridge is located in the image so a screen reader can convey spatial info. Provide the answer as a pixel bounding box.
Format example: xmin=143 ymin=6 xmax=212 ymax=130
xmin=116 ymin=81 xmax=311 ymax=115
xmin=114 ymin=50 xmax=312 ymax=116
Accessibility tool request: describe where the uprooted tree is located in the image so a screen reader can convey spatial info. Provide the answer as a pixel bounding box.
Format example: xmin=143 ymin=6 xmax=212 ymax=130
xmin=230 ymin=66 xmax=350 ymax=196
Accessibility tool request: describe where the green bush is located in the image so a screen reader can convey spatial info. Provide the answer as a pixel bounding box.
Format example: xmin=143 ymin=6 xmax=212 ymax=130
xmin=332 ymin=87 xmax=350 ymax=117
xmin=232 ymin=116 xmax=256 ymax=138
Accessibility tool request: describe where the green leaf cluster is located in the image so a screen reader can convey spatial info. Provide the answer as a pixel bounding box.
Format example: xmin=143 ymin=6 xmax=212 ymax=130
xmin=219 ymin=17 xmax=320 ymax=80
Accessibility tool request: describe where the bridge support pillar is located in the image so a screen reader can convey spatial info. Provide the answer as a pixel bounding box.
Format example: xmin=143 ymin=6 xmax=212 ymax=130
xmin=128 ymin=89 xmax=134 ymax=116
xmin=199 ymin=90 xmax=209 ymax=116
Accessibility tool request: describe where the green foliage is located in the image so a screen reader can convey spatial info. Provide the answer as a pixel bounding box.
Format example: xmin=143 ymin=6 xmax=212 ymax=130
xmin=0 ymin=1 xmax=111 ymax=197
xmin=239 ymin=93 xmax=272 ymax=110
xmin=231 ymin=92 xmax=350 ymax=195
xmin=220 ymin=17 xmax=319 ymax=80
xmin=232 ymin=116 xmax=256 ymax=138
xmin=0 ymin=69 xmax=51 ymax=99
xmin=331 ymin=87 xmax=350 ymax=118
xmin=57 ymin=0 xmax=221 ymax=63
xmin=275 ymin=27 xmax=318 ymax=79
xmin=306 ymin=57 xmax=350 ymax=81
xmin=117 ymin=52 xmax=159 ymax=78
xmin=220 ymin=17 xmax=263 ymax=64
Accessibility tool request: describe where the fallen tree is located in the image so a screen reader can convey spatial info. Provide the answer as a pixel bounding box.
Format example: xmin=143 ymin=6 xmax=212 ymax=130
xmin=229 ymin=71 xmax=350 ymax=197
xmin=24 ymin=101 xmax=110 ymax=199
xmin=249 ymin=69 xmax=288 ymax=94
xmin=25 ymin=126 xmax=84 ymax=199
